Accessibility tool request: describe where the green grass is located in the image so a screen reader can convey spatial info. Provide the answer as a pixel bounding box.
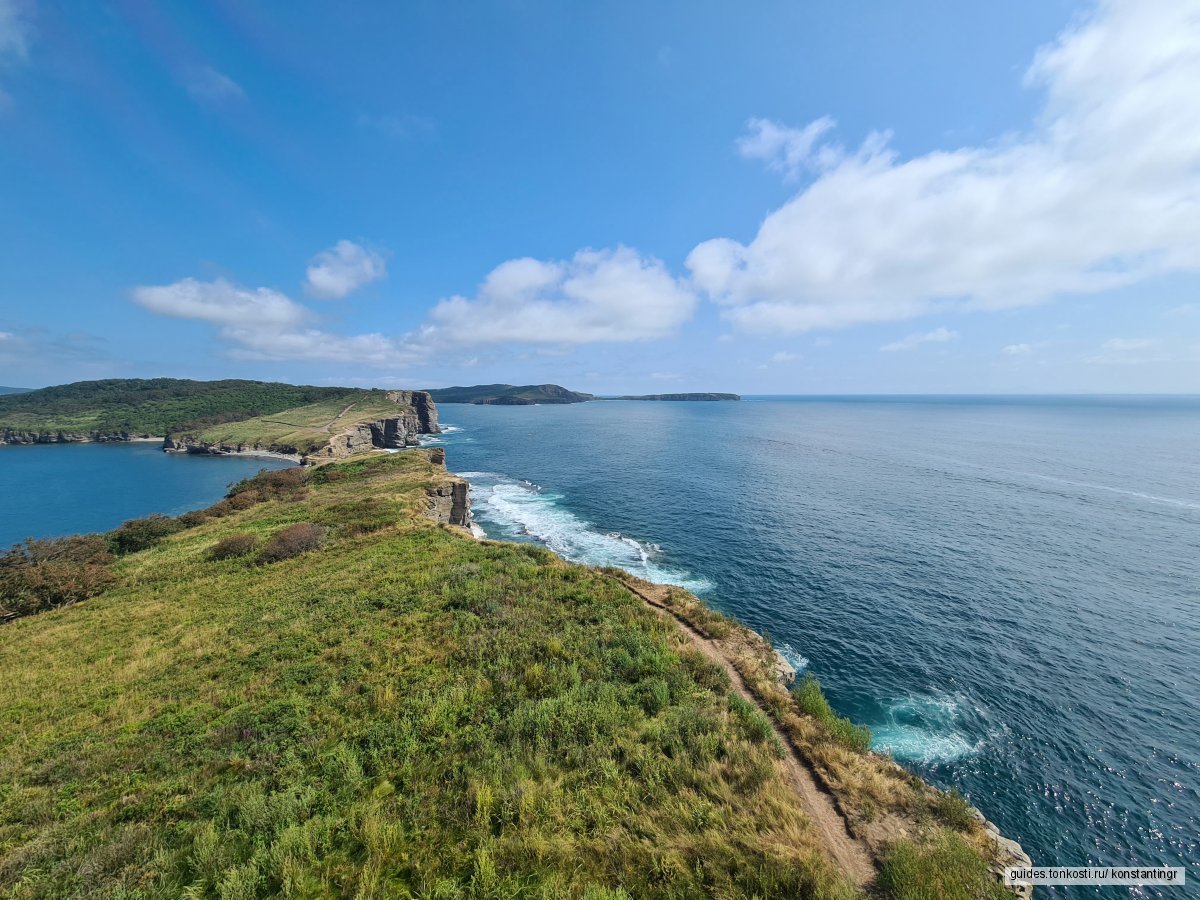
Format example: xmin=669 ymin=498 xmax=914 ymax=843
xmin=793 ymin=673 xmax=872 ymax=754
xmin=878 ymin=831 xmax=1010 ymax=900
xmin=0 ymin=379 xmax=360 ymax=436
xmin=0 ymin=452 xmax=860 ymax=899
xmin=187 ymin=392 xmax=412 ymax=454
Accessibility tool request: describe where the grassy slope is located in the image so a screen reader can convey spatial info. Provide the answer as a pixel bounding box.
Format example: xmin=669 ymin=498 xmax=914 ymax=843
xmin=0 ymin=452 xmax=859 ymax=899
xmin=0 ymin=380 xmax=362 ymax=436
xmin=185 ymin=392 xmax=409 ymax=455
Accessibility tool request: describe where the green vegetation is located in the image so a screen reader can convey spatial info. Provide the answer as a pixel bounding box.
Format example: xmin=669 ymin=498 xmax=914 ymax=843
xmin=424 ymin=383 xmax=593 ymax=405
xmin=0 ymin=378 xmax=362 ymax=436
xmin=794 ymin=673 xmax=873 ymax=753
xmin=878 ymin=831 xmax=1011 ymax=900
xmin=185 ymin=391 xmax=413 ymax=455
xmin=0 ymin=535 xmax=116 ymax=621
xmin=0 ymin=451 xmax=864 ymax=898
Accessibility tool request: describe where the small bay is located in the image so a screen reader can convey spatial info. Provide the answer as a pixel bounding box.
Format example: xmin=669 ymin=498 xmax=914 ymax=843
xmin=0 ymin=442 xmax=292 ymax=546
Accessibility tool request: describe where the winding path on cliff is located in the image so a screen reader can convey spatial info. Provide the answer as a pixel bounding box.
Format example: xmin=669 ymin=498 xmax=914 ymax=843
xmin=609 ymin=575 xmax=877 ymax=890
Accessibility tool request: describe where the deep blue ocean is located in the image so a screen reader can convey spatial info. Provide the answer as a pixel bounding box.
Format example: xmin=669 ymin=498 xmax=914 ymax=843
xmin=428 ymin=397 xmax=1199 ymax=898
xmin=0 ymin=442 xmax=292 ymax=547
xmin=2 ymin=399 xmax=1197 ymax=896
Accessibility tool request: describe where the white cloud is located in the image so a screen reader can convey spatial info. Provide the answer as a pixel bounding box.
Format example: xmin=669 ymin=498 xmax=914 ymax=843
xmin=881 ymin=327 xmax=959 ymax=352
xmin=690 ymin=0 xmax=1200 ymax=334
xmin=225 ymin=328 xmax=422 ymax=366
xmin=737 ymin=117 xmax=837 ymax=180
xmin=1003 ymin=343 xmax=1034 ymax=355
xmin=305 ymin=240 xmax=388 ymax=299
xmin=770 ymin=351 xmax=798 ymax=363
xmin=428 ymin=246 xmax=696 ymax=344
xmin=132 ymin=278 xmax=309 ymax=328
xmin=132 ymin=276 xmax=425 ymax=369
xmin=185 ymin=66 xmax=246 ymax=104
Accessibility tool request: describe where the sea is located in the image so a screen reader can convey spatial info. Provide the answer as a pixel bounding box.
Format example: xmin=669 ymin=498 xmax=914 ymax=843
xmin=2 ymin=398 xmax=1197 ymax=896
xmin=0 ymin=441 xmax=291 ymax=547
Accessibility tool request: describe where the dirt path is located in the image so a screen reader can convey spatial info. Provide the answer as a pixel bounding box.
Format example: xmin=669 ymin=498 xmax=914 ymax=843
xmin=611 ymin=576 xmax=877 ymax=890
xmin=322 ymin=403 xmax=358 ymax=432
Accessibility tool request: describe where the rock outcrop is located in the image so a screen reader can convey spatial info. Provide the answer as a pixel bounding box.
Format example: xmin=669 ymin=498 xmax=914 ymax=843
xmin=1 ymin=430 xmax=159 ymax=445
xmin=422 ymin=447 xmax=473 ymax=529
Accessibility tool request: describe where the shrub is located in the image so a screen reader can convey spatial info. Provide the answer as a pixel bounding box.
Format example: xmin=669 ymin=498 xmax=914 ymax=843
xmin=257 ymin=523 xmax=326 ymax=564
xmin=108 ymin=514 xmax=184 ymax=555
xmin=0 ymin=535 xmax=116 ymax=621
xmin=879 ymin=831 xmax=1010 ymax=900
xmin=228 ymin=467 xmax=309 ymax=502
xmin=793 ymin=673 xmax=872 ymax=753
xmin=208 ymin=534 xmax=259 ymax=561
xmin=175 ymin=510 xmax=209 ymax=528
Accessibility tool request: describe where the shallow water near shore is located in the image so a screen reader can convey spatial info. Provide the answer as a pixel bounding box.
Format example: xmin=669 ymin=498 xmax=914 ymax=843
xmin=435 ymin=396 xmax=1200 ymax=898
xmin=0 ymin=441 xmax=292 ymax=545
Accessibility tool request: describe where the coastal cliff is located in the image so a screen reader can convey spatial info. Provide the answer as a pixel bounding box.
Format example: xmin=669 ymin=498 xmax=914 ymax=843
xmin=164 ymin=390 xmax=440 ymax=463
xmin=0 ymin=429 xmax=160 ymax=445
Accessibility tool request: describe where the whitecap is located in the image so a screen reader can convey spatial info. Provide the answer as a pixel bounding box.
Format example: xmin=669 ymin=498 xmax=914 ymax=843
xmin=460 ymin=472 xmax=713 ymax=593
xmin=870 ymin=692 xmax=984 ymax=764
xmin=777 ymin=642 xmax=810 ymax=675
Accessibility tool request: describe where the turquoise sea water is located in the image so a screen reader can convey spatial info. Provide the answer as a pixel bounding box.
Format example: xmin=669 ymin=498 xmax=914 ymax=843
xmin=0 ymin=442 xmax=292 ymax=547
xmin=429 ymin=397 xmax=1199 ymax=898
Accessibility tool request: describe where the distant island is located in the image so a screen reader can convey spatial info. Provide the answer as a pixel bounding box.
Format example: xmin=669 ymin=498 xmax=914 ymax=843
xmin=0 ymin=386 xmax=30 ymax=395
xmin=424 ymin=384 xmax=739 ymax=405
xmin=424 ymin=383 xmax=593 ymax=405
xmin=606 ymin=393 xmax=741 ymax=401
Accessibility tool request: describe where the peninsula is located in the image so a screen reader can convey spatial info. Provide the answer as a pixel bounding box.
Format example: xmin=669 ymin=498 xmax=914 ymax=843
xmin=424 ymin=384 xmax=740 ymax=405
xmin=0 ymin=380 xmax=1029 ymax=898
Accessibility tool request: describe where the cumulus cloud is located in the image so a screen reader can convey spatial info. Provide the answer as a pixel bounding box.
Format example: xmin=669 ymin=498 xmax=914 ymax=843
xmin=1003 ymin=343 xmax=1034 ymax=355
xmin=881 ymin=327 xmax=958 ymax=352
xmin=132 ymin=276 xmax=425 ymax=368
xmin=305 ymin=240 xmax=387 ymax=299
xmin=689 ymin=0 xmax=1200 ymax=334
xmin=737 ymin=117 xmax=837 ymax=180
xmin=185 ymin=66 xmax=246 ymax=104
xmin=770 ymin=351 xmax=798 ymax=363
xmin=427 ymin=246 xmax=696 ymax=344
xmin=225 ymin=328 xmax=423 ymax=366
xmin=132 ymin=278 xmax=309 ymax=328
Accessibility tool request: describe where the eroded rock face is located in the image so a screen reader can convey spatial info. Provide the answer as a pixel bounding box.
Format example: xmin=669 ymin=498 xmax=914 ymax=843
xmin=1 ymin=430 xmax=157 ymax=445
xmin=425 ymin=480 xmax=470 ymax=527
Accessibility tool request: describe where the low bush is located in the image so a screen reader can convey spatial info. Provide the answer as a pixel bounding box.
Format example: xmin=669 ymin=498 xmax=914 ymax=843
xmin=228 ymin=467 xmax=309 ymax=502
xmin=108 ymin=514 xmax=185 ymax=555
xmin=879 ymin=831 xmax=1010 ymax=900
xmin=0 ymin=535 xmax=116 ymax=621
xmin=257 ymin=523 xmax=326 ymax=564
xmin=793 ymin=673 xmax=872 ymax=753
xmin=208 ymin=534 xmax=259 ymax=561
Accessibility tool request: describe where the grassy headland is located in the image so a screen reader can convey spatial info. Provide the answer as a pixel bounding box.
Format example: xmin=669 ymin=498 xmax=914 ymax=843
xmin=0 ymin=447 xmax=1022 ymax=897
xmin=179 ymin=392 xmax=424 ymax=457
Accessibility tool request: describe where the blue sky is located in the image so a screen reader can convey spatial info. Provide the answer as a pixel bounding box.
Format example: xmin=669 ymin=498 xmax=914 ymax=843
xmin=1 ymin=0 xmax=1198 ymax=393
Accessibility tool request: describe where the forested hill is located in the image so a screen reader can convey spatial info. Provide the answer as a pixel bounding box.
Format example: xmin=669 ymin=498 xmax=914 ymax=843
xmin=424 ymin=383 xmax=594 ymax=405
xmin=0 ymin=378 xmax=365 ymax=436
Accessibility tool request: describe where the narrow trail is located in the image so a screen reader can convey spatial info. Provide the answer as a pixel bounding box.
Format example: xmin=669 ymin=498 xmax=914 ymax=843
xmin=610 ymin=575 xmax=877 ymax=890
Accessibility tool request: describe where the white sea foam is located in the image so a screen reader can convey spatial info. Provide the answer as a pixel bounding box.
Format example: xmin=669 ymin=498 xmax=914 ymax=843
xmin=777 ymin=642 xmax=810 ymax=675
xmin=871 ymin=692 xmax=984 ymax=765
xmin=459 ymin=471 xmax=713 ymax=592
